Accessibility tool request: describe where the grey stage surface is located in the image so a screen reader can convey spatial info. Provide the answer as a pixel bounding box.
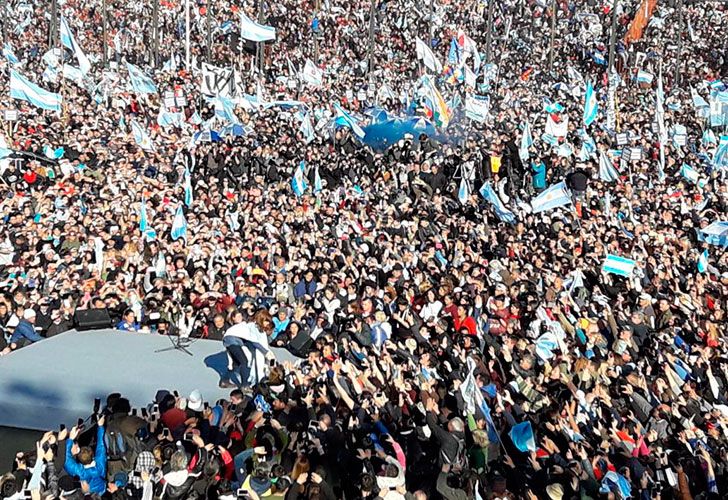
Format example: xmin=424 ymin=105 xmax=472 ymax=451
xmin=0 ymin=329 xmax=297 ymax=431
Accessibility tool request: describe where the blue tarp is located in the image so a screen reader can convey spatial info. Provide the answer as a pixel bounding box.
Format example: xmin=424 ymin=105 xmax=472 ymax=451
xmin=360 ymin=117 xmax=437 ymax=151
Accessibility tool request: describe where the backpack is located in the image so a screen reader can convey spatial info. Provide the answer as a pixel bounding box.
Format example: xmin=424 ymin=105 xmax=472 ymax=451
xmin=105 ymin=429 xmax=128 ymax=462
xmin=442 ymin=437 xmax=468 ymax=473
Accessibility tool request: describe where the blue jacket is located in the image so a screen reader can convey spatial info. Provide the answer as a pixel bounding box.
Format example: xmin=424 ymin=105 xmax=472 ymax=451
xmin=293 ymin=279 xmax=317 ymax=300
xmin=65 ymin=425 xmax=107 ymax=495
xmin=10 ymin=319 xmax=43 ymax=345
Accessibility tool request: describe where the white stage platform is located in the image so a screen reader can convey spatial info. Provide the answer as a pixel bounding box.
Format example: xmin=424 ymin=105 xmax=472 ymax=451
xmin=0 ymin=329 xmax=297 ymax=431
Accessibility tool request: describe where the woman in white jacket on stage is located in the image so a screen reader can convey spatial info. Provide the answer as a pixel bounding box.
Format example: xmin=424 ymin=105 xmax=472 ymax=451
xmin=219 ymin=310 xmax=275 ymax=389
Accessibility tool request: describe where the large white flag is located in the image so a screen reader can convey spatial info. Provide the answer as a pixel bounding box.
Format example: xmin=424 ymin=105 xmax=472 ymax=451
xmin=415 ymin=39 xmax=442 ymax=73
xmin=240 ymin=12 xmax=276 ymax=42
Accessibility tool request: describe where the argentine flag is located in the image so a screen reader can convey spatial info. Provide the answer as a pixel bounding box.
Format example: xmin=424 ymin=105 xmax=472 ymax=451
xmin=43 ymin=146 xmax=65 ymax=160
xmin=680 ymin=163 xmax=700 ymax=185
xmin=602 ymin=254 xmax=636 ymax=277
xmin=60 ymin=16 xmax=91 ymax=75
xmin=10 ymin=70 xmax=62 ymax=112
xmin=291 ymin=161 xmax=307 ymax=197
xmin=519 ymin=121 xmax=533 ymax=162
xmin=239 ymin=11 xmax=276 ymax=42
xmin=126 ymin=62 xmax=158 ymax=95
xmin=714 ymin=135 xmax=728 ymax=169
xmin=509 ymin=421 xmax=536 ymax=453
xmin=131 ymin=120 xmax=155 ymax=152
xmin=530 ymin=181 xmax=571 ymax=213
xmin=458 ymin=177 xmax=470 ymax=204
xmin=183 ymin=167 xmax=194 ymax=207
xmin=300 ymin=112 xmax=315 ymax=143
xmin=598 ymin=151 xmax=620 ymax=182
xmin=697 ymin=249 xmax=709 ymax=273
xmin=3 ymin=43 xmax=20 ymax=65
xmin=697 ymin=221 xmax=728 ymax=247
xmin=139 ymin=197 xmax=149 ymax=232
xmin=170 ymin=206 xmax=187 ymax=242
xmin=314 ymin=165 xmax=323 ymax=194
xmin=479 ymin=181 xmax=516 ymax=223
xmin=583 ymin=80 xmax=598 ymax=127
xmin=333 ymin=103 xmax=366 ymax=139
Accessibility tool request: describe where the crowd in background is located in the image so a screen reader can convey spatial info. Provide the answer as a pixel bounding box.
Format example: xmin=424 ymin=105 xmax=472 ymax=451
xmin=0 ymin=0 xmax=727 ymax=498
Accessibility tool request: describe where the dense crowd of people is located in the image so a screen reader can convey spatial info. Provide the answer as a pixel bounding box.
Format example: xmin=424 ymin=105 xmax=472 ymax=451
xmin=0 ymin=0 xmax=727 ymax=498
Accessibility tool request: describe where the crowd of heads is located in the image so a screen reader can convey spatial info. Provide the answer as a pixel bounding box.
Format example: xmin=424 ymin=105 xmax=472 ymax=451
xmin=0 ymin=0 xmax=728 ymax=498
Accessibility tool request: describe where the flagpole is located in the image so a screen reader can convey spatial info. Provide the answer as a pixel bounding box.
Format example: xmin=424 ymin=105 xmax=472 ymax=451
xmin=207 ymin=0 xmax=213 ymax=63
xmin=185 ymin=0 xmax=190 ymax=69
xmin=102 ymin=0 xmax=108 ymax=68
xmin=674 ymin=0 xmax=684 ymax=87
xmin=484 ymin=0 xmax=495 ymax=64
xmin=366 ymin=0 xmax=376 ymax=80
xmin=607 ymin=0 xmax=618 ymax=72
xmin=548 ymin=1 xmax=556 ymax=72
xmin=152 ymin=0 xmax=159 ymax=67
xmin=50 ymin=0 xmax=58 ymax=49
xmin=313 ymin=0 xmax=320 ymax=64
xmin=257 ymin=0 xmax=265 ymax=76
xmin=0 ymin=0 xmax=6 ymax=44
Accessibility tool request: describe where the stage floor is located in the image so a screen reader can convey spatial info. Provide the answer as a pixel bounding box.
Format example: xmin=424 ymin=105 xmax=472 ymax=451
xmin=0 ymin=329 xmax=296 ymax=431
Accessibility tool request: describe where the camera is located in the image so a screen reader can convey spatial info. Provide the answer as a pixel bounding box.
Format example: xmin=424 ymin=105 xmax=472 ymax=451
xmin=236 ymin=489 xmax=250 ymax=499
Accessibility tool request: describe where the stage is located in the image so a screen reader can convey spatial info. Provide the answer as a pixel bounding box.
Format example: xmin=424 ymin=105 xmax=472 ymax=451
xmin=0 ymin=329 xmax=298 ymax=431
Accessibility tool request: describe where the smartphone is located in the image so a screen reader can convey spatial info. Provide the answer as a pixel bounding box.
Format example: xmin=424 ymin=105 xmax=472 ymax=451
xmin=131 ymin=470 xmax=141 ymax=478
xmin=23 ymin=490 xmax=31 ymax=500
xmin=308 ymin=419 xmax=319 ymax=431
xmin=173 ymin=390 xmax=179 ymax=398
xmin=77 ymin=418 xmax=84 ymax=427
xmin=141 ymin=408 xmax=148 ymax=418
xmin=93 ymin=398 xmax=101 ymax=413
xmin=184 ymin=432 xmax=193 ymax=441
xmin=162 ymin=428 xmax=171 ymax=438
xmin=151 ymin=466 xmax=160 ymax=476
xmin=236 ymin=488 xmax=250 ymax=499
xmin=269 ymin=358 xmax=276 ymax=367
xmin=152 ymin=404 xmax=159 ymax=414
xmin=59 ymin=424 xmax=66 ymax=433
xmin=131 ymin=409 xmax=137 ymax=416
xmin=203 ymin=402 xmax=209 ymax=410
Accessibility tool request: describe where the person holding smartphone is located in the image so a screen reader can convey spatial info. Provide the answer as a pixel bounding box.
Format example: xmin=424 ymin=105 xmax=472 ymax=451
xmin=64 ymin=415 xmax=108 ymax=495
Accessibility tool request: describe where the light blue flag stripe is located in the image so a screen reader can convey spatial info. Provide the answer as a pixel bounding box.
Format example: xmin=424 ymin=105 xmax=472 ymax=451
xmin=126 ymin=62 xmax=158 ymax=95
xmin=139 ymin=197 xmax=148 ymax=232
xmin=697 ymin=249 xmax=708 ymax=273
xmin=602 ymin=254 xmax=636 ymax=277
xmin=509 ymin=421 xmax=536 ymax=453
xmin=599 ymin=151 xmax=620 ymax=182
xmin=314 ymin=166 xmax=322 ymax=193
xmin=291 ymin=161 xmax=307 ymax=197
xmin=184 ymin=167 xmax=194 ymax=207
xmin=697 ymin=221 xmax=728 ymax=247
xmin=131 ymin=120 xmax=154 ymax=151
xmin=458 ymin=177 xmax=469 ymax=204
xmin=239 ymin=12 xmax=276 ymax=42
xmin=10 ymin=70 xmax=62 ymax=112
xmin=530 ymin=181 xmax=571 ymax=213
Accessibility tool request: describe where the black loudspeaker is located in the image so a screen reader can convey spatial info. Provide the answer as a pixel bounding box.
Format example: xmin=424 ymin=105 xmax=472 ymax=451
xmin=74 ymin=308 xmax=112 ymax=331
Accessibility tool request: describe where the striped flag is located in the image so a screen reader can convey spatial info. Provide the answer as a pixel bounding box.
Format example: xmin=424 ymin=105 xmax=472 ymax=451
xmin=60 ymin=16 xmax=91 ymax=74
xmin=126 ymin=62 xmax=157 ymax=95
xmin=680 ymin=163 xmax=700 ymax=184
xmin=9 ymin=70 xmax=62 ymax=112
xmin=530 ymin=181 xmax=571 ymax=213
xmin=458 ymin=177 xmax=470 ymax=204
xmin=139 ymin=197 xmax=148 ymax=232
xmin=300 ymin=112 xmax=315 ymax=143
xmin=697 ymin=249 xmax=709 ymax=273
xmin=714 ymin=135 xmax=728 ymax=169
xmin=479 ymin=182 xmax=516 ymax=223
xmin=183 ymin=167 xmax=193 ymax=208
xmin=291 ymin=161 xmax=307 ymax=197
xmin=460 ymin=358 xmax=499 ymax=442
xmin=239 ymin=11 xmax=276 ymax=42
xmin=583 ymin=80 xmax=598 ymax=126
xmin=314 ymin=165 xmax=323 ymax=194
xmin=519 ymin=121 xmax=532 ymax=162
xmin=170 ymin=206 xmax=187 ymax=242
xmin=420 ymin=76 xmax=450 ymax=128
xmin=333 ymin=103 xmax=366 ymax=139
xmin=131 ymin=120 xmax=155 ymax=152
xmin=599 ymin=151 xmax=620 ymax=182
xmin=602 ymin=254 xmax=636 ymax=277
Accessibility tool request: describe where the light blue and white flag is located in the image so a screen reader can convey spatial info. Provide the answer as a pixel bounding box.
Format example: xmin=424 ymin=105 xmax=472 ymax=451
xmin=302 ymin=59 xmax=324 ymax=86
xmin=60 ymin=16 xmax=91 ymax=74
xmin=714 ymin=135 xmax=728 ymax=169
xmin=126 ymin=62 xmax=158 ymax=95
xmin=3 ymin=43 xmax=20 ymax=65
xmin=211 ymin=95 xmax=240 ymax=124
xmin=602 ymin=254 xmax=636 ymax=277
xmin=170 ymin=206 xmax=187 ymax=242
xmin=583 ymin=80 xmax=598 ymax=126
xmin=333 ymin=103 xmax=366 ymax=139
xmin=239 ymin=11 xmax=276 ymax=42
xmin=461 ymin=358 xmax=499 ymax=442
xmin=702 ymin=129 xmax=716 ymax=146
xmin=509 ymin=421 xmax=536 ymax=452
xmin=692 ymin=87 xmax=709 ymax=110
xmin=680 ymin=163 xmax=700 ymax=184
xmin=9 ymin=70 xmax=62 ymax=112
xmin=697 ymin=249 xmax=709 ymax=273
xmin=43 ymin=145 xmax=65 ymax=160
xmin=138 ymin=197 xmax=150 ymax=234
xmin=530 ymin=181 xmax=571 ymax=213
xmin=291 ymin=161 xmax=307 ymax=197
xmin=62 ymin=64 xmax=84 ymax=84
xmin=599 ymin=151 xmax=620 ymax=182
xmin=314 ymin=165 xmax=323 ymax=194
xmin=557 ymin=143 xmax=574 ymax=157
xmin=458 ymin=177 xmax=470 ymax=204
xmin=636 ymin=70 xmax=653 ymax=84
xmin=183 ymin=167 xmax=194 ymax=208
xmin=300 ymin=112 xmax=315 ymax=143
xmin=519 ymin=121 xmax=533 ymax=162
xmin=189 ymin=111 xmax=203 ymax=126
xmin=479 ymin=181 xmax=516 ymax=223
xmin=415 ymin=38 xmax=443 ymax=73
xmin=543 ymin=99 xmax=564 ymax=113
xmin=157 ymin=109 xmax=184 ymax=128
xmin=697 ymin=221 xmax=728 ymax=247
xmin=131 ymin=120 xmax=155 ymax=152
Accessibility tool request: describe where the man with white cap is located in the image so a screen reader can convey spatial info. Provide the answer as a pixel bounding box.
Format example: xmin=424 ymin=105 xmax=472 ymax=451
xmin=0 ymin=308 xmax=44 ymax=355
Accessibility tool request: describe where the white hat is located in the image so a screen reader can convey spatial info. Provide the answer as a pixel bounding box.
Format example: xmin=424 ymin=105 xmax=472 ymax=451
xmin=23 ymin=309 xmax=36 ymax=320
xmin=188 ymin=390 xmax=204 ymax=412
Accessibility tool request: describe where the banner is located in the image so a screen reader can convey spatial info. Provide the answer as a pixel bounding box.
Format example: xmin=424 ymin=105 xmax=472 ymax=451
xmin=302 ymin=59 xmax=323 ymax=86
xmin=624 ymin=0 xmax=657 ymax=44
xmin=465 ymin=94 xmax=490 ymax=123
xmin=201 ymin=63 xmax=236 ymax=98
